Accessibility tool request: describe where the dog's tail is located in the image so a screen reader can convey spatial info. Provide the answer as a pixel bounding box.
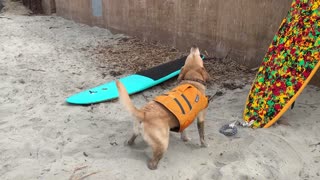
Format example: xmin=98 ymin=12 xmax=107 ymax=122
xmin=190 ymin=46 xmax=200 ymax=57
xmin=115 ymin=80 xmax=144 ymax=121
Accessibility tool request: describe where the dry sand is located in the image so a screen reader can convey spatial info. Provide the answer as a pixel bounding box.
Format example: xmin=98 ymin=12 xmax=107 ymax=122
xmin=1 ymin=1 xmax=320 ymax=180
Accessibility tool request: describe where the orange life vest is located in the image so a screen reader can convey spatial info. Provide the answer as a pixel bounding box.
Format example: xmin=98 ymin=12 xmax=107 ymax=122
xmin=154 ymin=84 xmax=208 ymax=132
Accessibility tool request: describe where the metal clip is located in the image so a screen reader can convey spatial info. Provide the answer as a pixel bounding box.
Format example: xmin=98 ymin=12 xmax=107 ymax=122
xmin=239 ymin=120 xmax=254 ymax=127
xmin=228 ymin=120 xmax=238 ymax=128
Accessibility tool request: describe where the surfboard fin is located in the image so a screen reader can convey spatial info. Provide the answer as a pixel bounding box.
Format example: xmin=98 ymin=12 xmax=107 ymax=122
xmin=291 ymin=101 xmax=296 ymax=109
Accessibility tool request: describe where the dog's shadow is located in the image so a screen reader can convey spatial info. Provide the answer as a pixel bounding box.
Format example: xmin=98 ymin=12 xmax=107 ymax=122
xmin=125 ymin=133 xmax=205 ymax=165
xmin=169 ymin=133 xmax=202 ymax=150
xmin=126 ymin=133 xmax=201 ymax=151
xmin=124 ymin=138 xmax=152 ymax=163
xmin=125 ymin=139 xmax=148 ymax=150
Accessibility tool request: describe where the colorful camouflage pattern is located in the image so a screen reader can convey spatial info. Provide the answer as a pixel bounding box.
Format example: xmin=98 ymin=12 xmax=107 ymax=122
xmin=244 ymin=0 xmax=320 ymax=128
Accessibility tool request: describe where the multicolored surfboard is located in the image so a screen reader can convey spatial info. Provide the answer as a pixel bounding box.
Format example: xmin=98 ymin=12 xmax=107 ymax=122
xmin=244 ymin=0 xmax=320 ymax=128
xmin=66 ymin=56 xmax=199 ymax=105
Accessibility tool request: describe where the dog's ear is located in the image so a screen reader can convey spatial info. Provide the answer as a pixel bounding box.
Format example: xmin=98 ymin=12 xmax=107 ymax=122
xmin=178 ymin=67 xmax=186 ymax=81
xmin=199 ymin=67 xmax=210 ymax=82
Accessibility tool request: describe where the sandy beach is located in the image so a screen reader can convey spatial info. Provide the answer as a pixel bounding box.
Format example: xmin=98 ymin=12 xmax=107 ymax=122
xmin=1 ymin=1 xmax=320 ymax=180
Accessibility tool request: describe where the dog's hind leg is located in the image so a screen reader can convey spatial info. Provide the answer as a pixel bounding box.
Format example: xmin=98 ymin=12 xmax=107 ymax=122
xmin=147 ymin=143 xmax=166 ymax=170
xmin=180 ymin=130 xmax=191 ymax=142
xmin=197 ymin=110 xmax=208 ymax=147
xmin=143 ymin=125 xmax=169 ymax=170
xmin=127 ymin=134 xmax=138 ymax=145
xmin=127 ymin=119 xmax=140 ymax=145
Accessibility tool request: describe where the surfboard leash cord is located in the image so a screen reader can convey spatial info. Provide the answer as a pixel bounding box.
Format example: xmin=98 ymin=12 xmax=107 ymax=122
xmin=219 ymin=119 xmax=254 ymax=136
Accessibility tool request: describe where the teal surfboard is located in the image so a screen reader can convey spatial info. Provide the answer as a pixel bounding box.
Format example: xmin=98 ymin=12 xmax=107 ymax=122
xmin=66 ymin=56 xmax=199 ymax=105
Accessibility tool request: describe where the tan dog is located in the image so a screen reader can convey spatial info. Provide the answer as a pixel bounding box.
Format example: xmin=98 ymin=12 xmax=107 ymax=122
xmin=116 ymin=47 xmax=210 ymax=170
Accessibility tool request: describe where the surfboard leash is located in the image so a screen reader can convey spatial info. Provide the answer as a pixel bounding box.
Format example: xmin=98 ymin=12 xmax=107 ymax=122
xmin=219 ymin=119 xmax=254 ymax=136
xmin=206 ymin=89 xmax=256 ymax=136
xmin=220 ymin=99 xmax=296 ymax=135
xmin=206 ymin=90 xmax=252 ymax=136
xmin=207 ymin=91 xmax=224 ymax=102
xmin=206 ymin=91 xmax=244 ymax=136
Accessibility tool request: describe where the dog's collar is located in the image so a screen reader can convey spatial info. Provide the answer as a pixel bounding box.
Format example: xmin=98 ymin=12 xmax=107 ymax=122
xmin=180 ymin=78 xmax=206 ymax=85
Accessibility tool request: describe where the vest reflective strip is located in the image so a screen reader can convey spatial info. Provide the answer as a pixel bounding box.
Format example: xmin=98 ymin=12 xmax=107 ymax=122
xmin=173 ymin=98 xmax=185 ymax=114
xmin=162 ymin=93 xmax=192 ymax=115
xmin=181 ymin=94 xmax=192 ymax=111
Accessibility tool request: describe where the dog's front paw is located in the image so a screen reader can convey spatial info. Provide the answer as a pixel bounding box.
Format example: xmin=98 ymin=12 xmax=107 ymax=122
xmin=181 ymin=135 xmax=191 ymax=142
xmin=147 ymin=160 xmax=158 ymax=170
xmin=200 ymin=142 xmax=209 ymax=148
xmin=180 ymin=132 xmax=191 ymax=142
